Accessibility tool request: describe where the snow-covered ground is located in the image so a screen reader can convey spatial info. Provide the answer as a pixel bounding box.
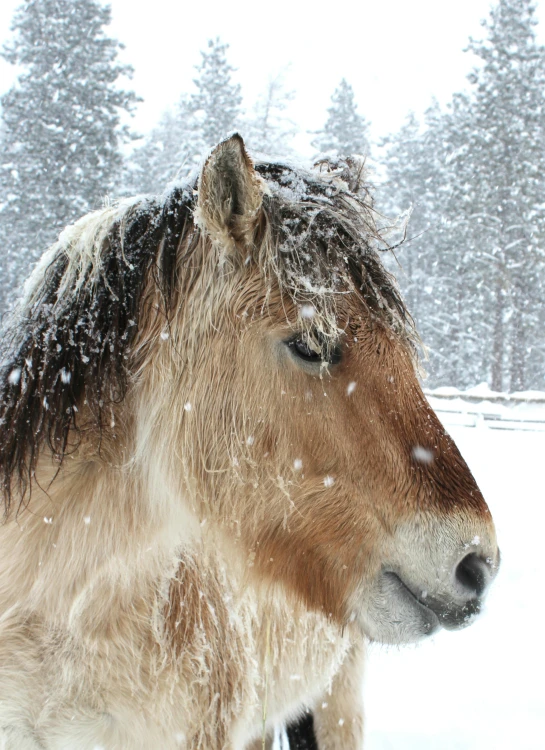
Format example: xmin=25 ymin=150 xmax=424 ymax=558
xmin=364 ymin=403 xmax=545 ymax=750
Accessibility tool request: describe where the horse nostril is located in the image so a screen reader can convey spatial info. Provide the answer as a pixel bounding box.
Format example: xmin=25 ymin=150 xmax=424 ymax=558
xmin=455 ymin=553 xmax=489 ymax=597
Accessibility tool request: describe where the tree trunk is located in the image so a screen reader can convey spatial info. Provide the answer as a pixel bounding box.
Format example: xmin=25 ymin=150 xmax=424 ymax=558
xmin=490 ymin=271 xmax=504 ymax=392
xmin=509 ymin=296 xmax=526 ymax=393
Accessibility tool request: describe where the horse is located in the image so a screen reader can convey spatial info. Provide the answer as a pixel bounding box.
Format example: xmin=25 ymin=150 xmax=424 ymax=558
xmin=0 ymin=134 xmax=499 ymax=749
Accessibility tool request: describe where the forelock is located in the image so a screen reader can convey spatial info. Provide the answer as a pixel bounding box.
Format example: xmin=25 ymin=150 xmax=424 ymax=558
xmin=255 ymin=160 xmax=416 ymax=344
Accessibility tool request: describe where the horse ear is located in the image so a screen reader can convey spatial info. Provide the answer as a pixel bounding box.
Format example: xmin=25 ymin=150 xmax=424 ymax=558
xmin=196 ymin=133 xmax=264 ymax=250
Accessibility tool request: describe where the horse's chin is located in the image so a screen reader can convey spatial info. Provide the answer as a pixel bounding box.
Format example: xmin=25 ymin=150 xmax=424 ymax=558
xmin=353 ymin=571 xmax=483 ymax=645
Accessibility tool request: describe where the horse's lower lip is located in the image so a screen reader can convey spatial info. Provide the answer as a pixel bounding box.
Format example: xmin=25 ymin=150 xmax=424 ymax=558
xmin=384 ymin=571 xmax=440 ymax=631
xmin=385 ymin=571 xmax=482 ymax=631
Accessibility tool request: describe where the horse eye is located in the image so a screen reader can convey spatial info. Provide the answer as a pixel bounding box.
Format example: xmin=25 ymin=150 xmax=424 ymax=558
xmin=289 ymin=338 xmax=321 ymax=362
xmin=286 ymin=336 xmax=342 ymax=365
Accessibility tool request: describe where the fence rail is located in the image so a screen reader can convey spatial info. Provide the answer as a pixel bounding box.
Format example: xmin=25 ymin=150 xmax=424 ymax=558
xmin=424 ymin=390 xmax=545 ymax=432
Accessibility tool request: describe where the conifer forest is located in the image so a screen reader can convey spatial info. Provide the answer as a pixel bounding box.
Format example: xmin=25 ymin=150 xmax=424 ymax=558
xmin=1 ymin=0 xmax=544 ymax=393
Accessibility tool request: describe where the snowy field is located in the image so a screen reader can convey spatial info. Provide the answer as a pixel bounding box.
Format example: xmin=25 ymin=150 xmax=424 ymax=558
xmin=364 ymin=405 xmax=545 ymax=750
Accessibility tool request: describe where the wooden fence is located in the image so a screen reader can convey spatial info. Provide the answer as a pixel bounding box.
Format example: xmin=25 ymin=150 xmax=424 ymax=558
xmin=424 ymin=389 xmax=545 ymax=432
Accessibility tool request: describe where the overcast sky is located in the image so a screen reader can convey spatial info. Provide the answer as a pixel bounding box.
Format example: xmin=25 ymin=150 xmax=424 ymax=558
xmin=1 ymin=0 xmax=545 ymax=155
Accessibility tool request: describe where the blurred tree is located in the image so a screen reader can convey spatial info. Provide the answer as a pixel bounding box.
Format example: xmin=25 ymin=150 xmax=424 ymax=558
xmin=381 ymin=101 xmax=483 ymax=388
xmin=122 ymin=95 xmax=202 ymax=195
xmin=191 ymin=37 xmax=242 ymax=147
xmin=123 ymin=37 xmax=242 ymax=194
xmin=312 ymin=79 xmax=370 ymax=158
xmin=0 ymin=0 xmax=138 ymax=310
xmin=244 ymin=73 xmax=297 ymax=157
xmin=463 ymin=0 xmax=545 ymax=391
xmin=381 ymin=0 xmax=545 ymax=392
xmin=381 ymin=110 xmax=433 ymax=320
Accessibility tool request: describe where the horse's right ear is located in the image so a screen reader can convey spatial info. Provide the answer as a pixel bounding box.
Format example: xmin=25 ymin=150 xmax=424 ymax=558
xmin=195 ymin=133 xmax=264 ymax=250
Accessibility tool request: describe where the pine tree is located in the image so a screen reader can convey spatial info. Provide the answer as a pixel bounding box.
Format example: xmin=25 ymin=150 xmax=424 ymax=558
xmin=312 ymin=79 xmax=370 ymax=158
xmin=380 ymin=0 xmax=545 ymax=392
xmin=244 ymin=74 xmax=297 ymax=156
xmin=424 ymin=95 xmax=493 ymax=389
xmin=463 ymin=0 xmax=545 ymax=391
xmin=0 ymin=0 xmax=138 ymax=309
xmin=122 ymin=38 xmax=242 ymax=195
xmin=381 ymin=111 xmax=432 ymax=320
xmin=381 ymin=102 xmax=484 ymax=388
xmin=191 ymin=38 xmax=242 ymax=148
xmin=123 ymin=95 xmax=203 ymax=195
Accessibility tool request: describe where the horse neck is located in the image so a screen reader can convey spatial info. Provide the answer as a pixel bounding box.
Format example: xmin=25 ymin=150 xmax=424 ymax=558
xmin=0 ymin=446 xmax=195 ymax=620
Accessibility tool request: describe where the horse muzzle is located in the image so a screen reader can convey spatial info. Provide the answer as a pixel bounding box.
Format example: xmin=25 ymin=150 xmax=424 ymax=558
xmin=354 ymin=538 xmax=500 ymax=644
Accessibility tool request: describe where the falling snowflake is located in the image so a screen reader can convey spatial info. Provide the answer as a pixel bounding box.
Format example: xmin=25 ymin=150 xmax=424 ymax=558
xmin=411 ymin=445 xmax=434 ymax=464
xmin=300 ymin=304 xmax=316 ymax=319
xmin=8 ymin=368 xmax=21 ymax=385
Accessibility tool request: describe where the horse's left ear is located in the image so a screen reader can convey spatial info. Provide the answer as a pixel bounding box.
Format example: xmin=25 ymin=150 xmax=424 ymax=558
xmin=196 ymin=133 xmax=264 ymax=251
